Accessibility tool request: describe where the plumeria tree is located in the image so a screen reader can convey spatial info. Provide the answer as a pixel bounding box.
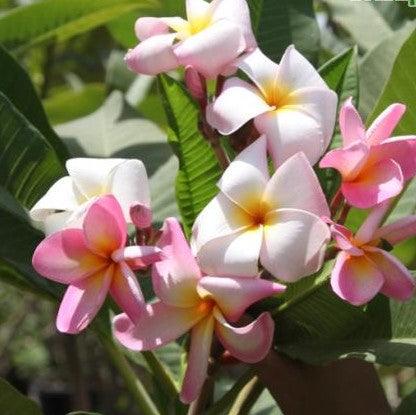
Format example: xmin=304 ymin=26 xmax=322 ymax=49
xmin=1 ymin=0 xmax=416 ymax=414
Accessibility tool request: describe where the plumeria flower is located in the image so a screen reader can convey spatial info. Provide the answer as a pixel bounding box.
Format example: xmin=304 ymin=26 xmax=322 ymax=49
xmin=125 ymin=0 xmax=256 ymax=79
xmin=329 ymin=202 xmax=416 ymax=306
xmin=30 ymin=158 xmax=150 ymax=234
xmin=191 ymin=136 xmax=331 ymax=282
xmin=207 ymin=46 xmax=337 ymax=166
xmin=320 ymin=99 xmax=416 ymax=208
xmin=113 ymin=217 xmax=284 ymax=403
xmin=32 ymin=196 xmax=163 ymax=334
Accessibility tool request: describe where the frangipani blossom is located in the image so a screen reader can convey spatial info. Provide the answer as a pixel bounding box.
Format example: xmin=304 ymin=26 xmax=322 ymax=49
xmin=126 ymin=0 xmax=255 ymax=79
xmin=207 ymin=46 xmax=337 ymax=166
xmin=320 ymin=99 xmax=416 ymax=208
xmin=30 ymin=158 xmax=150 ymax=234
xmin=330 ymin=202 xmax=416 ymax=306
xmin=191 ymin=136 xmax=331 ymax=282
xmin=33 ymin=196 xmax=163 ymax=334
xmin=113 ymin=217 xmax=284 ymax=403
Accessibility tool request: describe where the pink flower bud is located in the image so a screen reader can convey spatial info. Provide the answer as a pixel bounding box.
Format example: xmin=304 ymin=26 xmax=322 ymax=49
xmin=184 ymin=65 xmax=206 ymax=102
xmin=130 ymin=202 xmax=152 ymax=229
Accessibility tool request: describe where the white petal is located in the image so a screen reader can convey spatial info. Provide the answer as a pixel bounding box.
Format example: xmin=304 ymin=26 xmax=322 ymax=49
xmin=264 ymin=152 xmax=329 ymax=217
xmin=260 ymin=209 xmax=330 ymax=282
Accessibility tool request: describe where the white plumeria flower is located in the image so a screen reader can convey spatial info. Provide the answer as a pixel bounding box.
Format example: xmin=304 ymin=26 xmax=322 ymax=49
xmin=30 ymin=158 xmax=150 ymax=235
xmin=191 ymin=136 xmax=331 ymax=282
xmin=207 ymin=46 xmax=338 ymax=166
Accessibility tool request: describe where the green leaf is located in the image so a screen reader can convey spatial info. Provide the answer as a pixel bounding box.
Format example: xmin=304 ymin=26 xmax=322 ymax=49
xmin=67 ymin=412 xmax=102 ymax=415
xmin=157 ymin=74 xmax=222 ymax=235
xmin=0 ymin=377 xmax=42 ymax=415
xmin=0 ymin=0 xmax=158 ymax=51
xmin=43 ymin=83 xmax=106 ymax=125
xmin=0 ymin=43 xmax=68 ymax=161
xmin=55 ymin=91 xmax=172 ymax=177
xmin=251 ymin=0 xmax=320 ymax=65
xmin=396 ymin=389 xmax=416 ymax=415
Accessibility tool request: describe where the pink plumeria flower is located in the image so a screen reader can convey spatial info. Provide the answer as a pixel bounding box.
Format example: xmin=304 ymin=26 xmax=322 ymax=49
xmin=191 ymin=136 xmax=331 ymax=282
xmin=30 ymin=158 xmax=150 ymax=234
xmin=207 ymin=46 xmax=337 ymax=166
xmin=113 ymin=217 xmax=284 ymax=403
xmin=32 ymin=195 xmax=163 ymax=334
xmin=125 ymin=0 xmax=256 ymax=79
xmin=320 ymin=99 xmax=416 ymax=208
xmin=330 ymin=202 xmax=416 ymax=306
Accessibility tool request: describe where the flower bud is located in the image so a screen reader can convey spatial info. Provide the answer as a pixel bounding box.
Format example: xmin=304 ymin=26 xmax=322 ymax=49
xmin=130 ymin=202 xmax=152 ymax=229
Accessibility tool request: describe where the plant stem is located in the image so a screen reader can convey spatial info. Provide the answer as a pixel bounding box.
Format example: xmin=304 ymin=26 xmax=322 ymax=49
xmin=228 ymin=375 xmax=264 ymax=415
xmin=330 ymin=188 xmax=343 ymax=217
xmin=99 ymin=333 xmax=160 ymax=415
xmin=338 ymin=202 xmax=351 ymax=225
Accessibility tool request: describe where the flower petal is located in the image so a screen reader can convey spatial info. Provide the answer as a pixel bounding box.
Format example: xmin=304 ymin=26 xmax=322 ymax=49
xmin=319 ymin=142 xmax=369 ymax=181
xmin=342 ymin=158 xmax=404 ymax=209
xmin=56 ymin=267 xmax=113 ymax=334
xmin=330 ymin=252 xmax=384 ymax=306
xmin=43 ymin=211 xmax=76 ymax=235
xmin=113 ymin=301 xmax=208 ymax=351
xmin=30 ymin=176 xmax=80 ymax=221
xmin=196 ymin=227 xmax=263 ymax=277
xmin=218 ymin=136 xmax=269 ymax=213
xmin=265 ymin=152 xmax=329 ymax=217
xmin=180 ymin=315 xmax=214 ymax=404
xmin=110 ymin=262 xmax=144 ymax=324
xmin=214 ymin=309 xmax=274 ymax=363
xmin=197 ymin=276 xmax=285 ymax=322
xmin=109 ymin=160 xmax=151 ymax=223
xmin=255 ymin=107 xmax=324 ymax=167
xmin=339 ymin=97 xmax=366 ymax=147
xmin=32 ymin=229 xmax=107 ymax=284
xmin=369 ymin=136 xmax=416 ymax=181
xmin=134 ymin=17 xmax=170 ymax=41
xmin=83 ymin=195 xmax=127 ymax=257
xmin=366 ymin=103 xmax=406 ymax=145
xmin=276 ymin=45 xmax=328 ymax=91
xmin=330 ymin=223 xmax=363 ymax=256
xmin=206 ymin=78 xmax=271 ymax=135
xmin=125 ymin=34 xmax=179 ymax=75
xmin=113 ymin=246 xmax=163 ymax=270
xmin=153 ymin=218 xmax=201 ymax=307
xmin=174 ymin=20 xmax=244 ymax=79
xmin=260 ymin=209 xmax=330 ymax=282
xmin=186 ymin=0 xmax=211 ymax=22
xmin=237 ymin=47 xmax=279 ymax=96
xmin=375 ymin=215 xmax=416 ymax=246
xmin=366 ymin=248 xmax=415 ymax=301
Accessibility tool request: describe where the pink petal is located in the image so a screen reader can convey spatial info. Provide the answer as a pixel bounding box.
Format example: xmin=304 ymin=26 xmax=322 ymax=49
xmin=330 ymin=224 xmax=363 ymax=256
xmin=113 ymin=301 xmax=208 ymax=351
xmin=339 ymin=97 xmax=366 ymax=147
xmin=125 ymin=34 xmax=179 ymax=75
xmin=319 ymin=142 xmax=369 ymax=181
xmin=214 ymin=310 xmax=274 ymax=363
xmin=375 ymin=215 xmax=416 ymax=246
xmin=211 ymin=0 xmax=257 ymax=50
xmin=32 ymin=229 xmax=107 ymax=284
xmin=56 ymin=267 xmax=113 ymax=334
xmin=206 ymin=78 xmax=271 ymax=135
xmin=341 ymin=158 xmax=404 ymax=209
xmin=256 ymin=107 xmax=325 ymax=167
xmin=174 ymin=20 xmax=244 ymax=79
xmin=265 ymin=152 xmax=330 ymax=217
xmin=110 ymin=262 xmax=145 ymax=324
xmin=369 ymin=137 xmax=416 ymax=181
xmin=217 ymin=136 xmax=269 ymax=212
xmin=83 ymin=195 xmax=127 ymax=257
xmin=366 ymin=103 xmax=406 ymax=145
xmin=354 ymin=201 xmax=391 ymax=245
xmin=237 ymin=47 xmax=279 ymax=96
xmin=330 ymin=252 xmax=384 ymax=306
xmin=197 ymin=276 xmax=285 ymax=322
xmin=129 ymin=202 xmax=152 ymax=229
xmin=365 ymin=248 xmax=415 ymax=301
xmin=112 ymin=246 xmax=163 ymax=270
xmin=152 ymin=218 xmax=201 ymax=308
xmin=180 ymin=315 xmax=214 ymax=404
xmin=196 ymin=226 xmax=263 ymax=277
xmin=260 ymin=209 xmax=330 ymax=282
xmin=134 ymin=17 xmax=170 ymax=41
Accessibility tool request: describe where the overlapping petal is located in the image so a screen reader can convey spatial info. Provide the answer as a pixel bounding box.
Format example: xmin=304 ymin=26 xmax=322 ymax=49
xmin=112 ymin=246 xmax=163 ymax=270
xmin=374 ymin=215 xmax=416 ymax=246
xmin=134 ymin=17 xmax=170 ymax=40
xmin=339 ymin=97 xmax=365 ymax=146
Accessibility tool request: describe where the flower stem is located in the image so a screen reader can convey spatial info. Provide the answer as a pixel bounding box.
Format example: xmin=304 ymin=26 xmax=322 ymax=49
xmin=228 ymin=375 xmax=264 ymax=415
xmin=99 ymin=333 xmax=160 ymax=415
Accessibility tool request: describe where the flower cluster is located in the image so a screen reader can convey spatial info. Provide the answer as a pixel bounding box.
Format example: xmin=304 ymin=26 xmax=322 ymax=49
xmin=30 ymin=0 xmax=416 ymax=404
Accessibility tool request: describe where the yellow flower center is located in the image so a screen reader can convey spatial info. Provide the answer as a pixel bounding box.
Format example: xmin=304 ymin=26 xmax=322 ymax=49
xmin=263 ymin=82 xmax=296 ymax=111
